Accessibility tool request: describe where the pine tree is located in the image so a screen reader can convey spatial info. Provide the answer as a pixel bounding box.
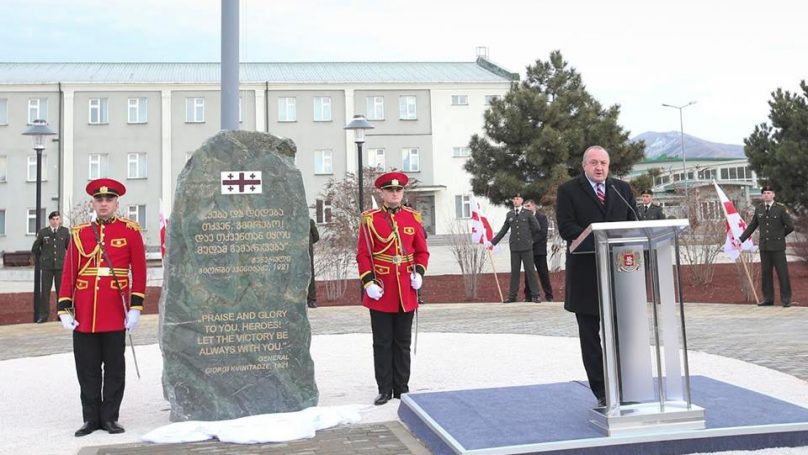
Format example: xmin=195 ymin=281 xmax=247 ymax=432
xmin=464 ymin=50 xmax=645 ymax=205
xmin=744 ymin=81 xmax=808 ymax=214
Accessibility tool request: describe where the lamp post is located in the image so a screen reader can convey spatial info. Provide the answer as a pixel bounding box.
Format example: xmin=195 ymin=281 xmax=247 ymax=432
xmin=22 ymin=119 xmax=57 ymax=323
xmin=344 ymin=115 xmax=375 ymax=213
xmin=661 ymin=101 xmax=696 ymax=199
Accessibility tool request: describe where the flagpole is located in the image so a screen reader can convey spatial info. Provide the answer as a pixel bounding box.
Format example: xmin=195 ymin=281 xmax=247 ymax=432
xmin=714 ymin=181 xmax=760 ymax=304
xmin=738 ymin=252 xmax=760 ymax=304
xmin=486 ymin=248 xmax=504 ymax=303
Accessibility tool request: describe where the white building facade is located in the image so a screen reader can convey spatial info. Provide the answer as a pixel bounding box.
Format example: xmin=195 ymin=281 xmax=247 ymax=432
xmin=0 ymin=60 xmax=516 ymax=254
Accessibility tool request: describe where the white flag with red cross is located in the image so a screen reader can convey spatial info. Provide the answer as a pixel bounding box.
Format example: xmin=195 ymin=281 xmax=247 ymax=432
xmin=714 ymin=181 xmax=754 ymax=261
xmin=469 ymin=194 xmax=495 ymax=251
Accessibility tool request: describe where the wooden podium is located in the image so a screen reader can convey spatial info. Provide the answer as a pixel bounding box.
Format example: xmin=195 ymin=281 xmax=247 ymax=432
xmin=570 ymin=219 xmax=705 ymax=436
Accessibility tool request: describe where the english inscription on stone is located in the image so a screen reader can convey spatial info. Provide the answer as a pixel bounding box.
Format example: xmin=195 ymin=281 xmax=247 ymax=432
xmin=159 ymin=130 xmax=317 ymax=421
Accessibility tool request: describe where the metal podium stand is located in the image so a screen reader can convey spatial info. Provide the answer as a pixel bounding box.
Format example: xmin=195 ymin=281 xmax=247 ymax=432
xmin=570 ymin=219 xmax=705 ymax=436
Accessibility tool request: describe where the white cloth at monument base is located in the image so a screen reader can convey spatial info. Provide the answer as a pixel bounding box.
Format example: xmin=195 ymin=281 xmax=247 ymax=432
xmin=142 ymin=405 xmax=362 ymax=444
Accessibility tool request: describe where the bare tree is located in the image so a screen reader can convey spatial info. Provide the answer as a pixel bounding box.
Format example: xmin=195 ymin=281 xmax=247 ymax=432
xmin=445 ymin=220 xmax=490 ymax=299
xmin=679 ymin=187 xmax=725 ymax=285
xmin=313 ymin=167 xmax=381 ymax=301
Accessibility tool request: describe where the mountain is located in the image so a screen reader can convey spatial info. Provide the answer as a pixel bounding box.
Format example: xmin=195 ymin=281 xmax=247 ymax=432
xmin=631 ymin=131 xmax=745 ymax=160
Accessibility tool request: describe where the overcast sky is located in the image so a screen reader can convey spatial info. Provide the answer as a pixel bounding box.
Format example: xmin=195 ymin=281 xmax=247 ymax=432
xmin=2 ymin=0 xmax=805 ymax=145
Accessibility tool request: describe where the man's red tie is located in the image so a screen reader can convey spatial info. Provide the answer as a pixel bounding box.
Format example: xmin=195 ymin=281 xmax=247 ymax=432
xmin=596 ymin=184 xmax=605 ymax=205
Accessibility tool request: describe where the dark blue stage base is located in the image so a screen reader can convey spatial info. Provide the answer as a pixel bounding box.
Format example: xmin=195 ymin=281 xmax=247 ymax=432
xmin=398 ymin=376 xmax=808 ymax=455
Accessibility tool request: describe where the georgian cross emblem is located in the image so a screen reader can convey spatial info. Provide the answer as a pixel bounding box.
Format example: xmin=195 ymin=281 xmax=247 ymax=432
xmin=220 ymin=171 xmax=262 ymax=194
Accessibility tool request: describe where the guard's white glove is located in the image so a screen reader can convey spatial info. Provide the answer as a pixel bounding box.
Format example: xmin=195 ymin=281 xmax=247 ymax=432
xmin=125 ymin=309 xmax=141 ymax=331
xmin=366 ymin=283 xmax=384 ymax=300
xmin=59 ymin=314 xmax=79 ymax=331
xmin=410 ymin=272 xmax=423 ymax=290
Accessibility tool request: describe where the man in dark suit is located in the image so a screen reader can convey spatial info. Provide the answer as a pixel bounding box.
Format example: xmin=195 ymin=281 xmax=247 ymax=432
xmin=31 ymin=210 xmax=70 ymax=323
xmin=492 ymin=193 xmax=541 ymax=303
xmin=637 ymin=189 xmax=665 ymax=220
xmin=523 ymin=200 xmax=554 ymax=302
xmin=739 ymin=185 xmax=794 ymax=307
xmin=555 ymin=145 xmax=637 ymax=406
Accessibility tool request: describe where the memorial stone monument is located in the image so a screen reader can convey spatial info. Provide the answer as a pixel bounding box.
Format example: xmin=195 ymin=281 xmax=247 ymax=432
xmin=159 ymin=130 xmax=318 ymax=421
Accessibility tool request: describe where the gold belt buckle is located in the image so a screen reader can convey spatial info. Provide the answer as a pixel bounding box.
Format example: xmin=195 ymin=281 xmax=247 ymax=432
xmin=392 ymin=255 xmax=402 ymax=265
xmin=97 ymin=267 xmax=111 ymax=277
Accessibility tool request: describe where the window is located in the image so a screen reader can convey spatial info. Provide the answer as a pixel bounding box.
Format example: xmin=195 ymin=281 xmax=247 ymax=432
xmin=366 ymin=96 xmax=385 ymax=120
xmin=697 ymin=168 xmax=716 ymax=180
xmin=367 ymin=148 xmax=385 ymax=171
xmin=451 ymin=95 xmax=468 ymax=106
xmin=0 ymin=156 xmax=7 ymax=182
xmin=88 ymin=154 xmax=109 ymax=179
xmin=401 ymin=148 xmax=420 ymax=172
xmin=128 ymin=97 xmax=148 ymax=123
xmin=27 ymin=208 xmax=46 ymax=235
xmin=88 ymin=98 xmax=109 ymax=124
xmin=28 ymin=98 xmax=48 ymax=124
xmin=455 ymin=195 xmax=471 ymax=219
xmin=127 ymin=204 xmax=146 ymax=226
xmin=452 ymin=146 xmax=471 ymax=157
xmin=484 ymin=95 xmax=499 ymax=105
xmin=315 ymin=199 xmax=332 ymax=224
xmin=238 ymin=96 xmax=243 ymax=123
xmin=185 ymin=97 xmax=205 ymax=123
xmin=127 ymin=153 xmax=147 ymax=179
xmin=0 ymin=209 xmax=5 ymax=235
xmin=27 ymin=155 xmax=47 ymax=181
xmin=314 ymin=149 xmax=333 ymax=174
xmin=313 ymin=96 xmax=332 ymax=122
xmin=399 ymin=96 xmax=417 ymax=120
xmin=0 ymin=98 xmax=7 ymax=125
xmin=278 ymin=97 xmax=296 ymax=122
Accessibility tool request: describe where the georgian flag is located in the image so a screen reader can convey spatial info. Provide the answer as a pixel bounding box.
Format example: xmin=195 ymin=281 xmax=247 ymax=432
xmin=469 ymin=194 xmax=495 ymax=250
xmin=159 ymin=199 xmax=168 ymax=259
xmin=714 ymin=181 xmax=754 ymax=261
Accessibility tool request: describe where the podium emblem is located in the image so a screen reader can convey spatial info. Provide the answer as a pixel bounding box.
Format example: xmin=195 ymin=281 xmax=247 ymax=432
xmin=616 ymin=250 xmax=642 ymax=272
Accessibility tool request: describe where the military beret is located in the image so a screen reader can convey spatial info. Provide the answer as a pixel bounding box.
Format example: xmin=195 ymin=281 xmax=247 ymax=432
xmin=760 ymin=185 xmax=774 ymax=193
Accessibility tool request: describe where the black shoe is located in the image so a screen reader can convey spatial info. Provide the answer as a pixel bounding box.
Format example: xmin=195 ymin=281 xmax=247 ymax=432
xmin=374 ymin=392 xmax=392 ymax=406
xmin=503 ymin=298 xmax=516 ymax=303
xmin=783 ymin=302 xmax=792 ymax=308
xmin=36 ymin=318 xmax=45 ymax=324
xmin=546 ymin=295 xmax=554 ymax=301
xmin=307 ymin=301 xmax=317 ymax=308
xmin=101 ymin=421 xmax=125 ymax=434
xmin=757 ymin=301 xmax=774 ymax=306
xmin=532 ymin=297 xmax=541 ymax=303
xmin=597 ymin=397 xmax=607 ymax=407
xmin=75 ymin=421 xmax=99 ymax=437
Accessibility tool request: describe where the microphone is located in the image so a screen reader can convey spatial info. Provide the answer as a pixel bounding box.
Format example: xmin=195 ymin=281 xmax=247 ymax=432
xmin=608 ymin=183 xmax=639 ymax=221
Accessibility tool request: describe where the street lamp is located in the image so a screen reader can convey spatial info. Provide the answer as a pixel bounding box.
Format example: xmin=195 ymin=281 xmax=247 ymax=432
xmin=344 ymin=115 xmax=375 ymax=213
xmin=661 ymin=101 xmax=696 ymax=199
xmin=22 ymin=119 xmax=57 ymax=323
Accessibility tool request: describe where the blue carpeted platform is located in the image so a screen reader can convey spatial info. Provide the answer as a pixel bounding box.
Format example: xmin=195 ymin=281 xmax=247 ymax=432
xmin=398 ymin=376 xmax=808 ymax=454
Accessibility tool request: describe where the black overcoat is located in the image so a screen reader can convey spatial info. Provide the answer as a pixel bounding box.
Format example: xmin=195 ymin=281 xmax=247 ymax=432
xmin=555 ymin=174 xmax=637 ymax=315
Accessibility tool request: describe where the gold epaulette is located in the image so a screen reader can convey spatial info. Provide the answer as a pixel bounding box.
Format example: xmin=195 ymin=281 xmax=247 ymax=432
xmin=402 ymin=206 xmax=422 ymax=223
xmin=119 ymin=217 xmax=142 ymax=231
xmin=71 ymin=222 xmax=90 ymax=233
xmin=361 ymin=208 xmax=381 ymax=223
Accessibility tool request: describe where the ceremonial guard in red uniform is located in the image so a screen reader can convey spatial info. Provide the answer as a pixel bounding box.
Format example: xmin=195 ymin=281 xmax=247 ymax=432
xmin=356 ymin=172 xmax=429 ymax=405
xmin=58 ymin=178 xmax=146 ymax=437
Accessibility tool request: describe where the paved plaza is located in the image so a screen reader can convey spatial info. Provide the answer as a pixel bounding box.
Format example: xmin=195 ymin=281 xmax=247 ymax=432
xmin=1 ymin=301 xmax=806 ymax=454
